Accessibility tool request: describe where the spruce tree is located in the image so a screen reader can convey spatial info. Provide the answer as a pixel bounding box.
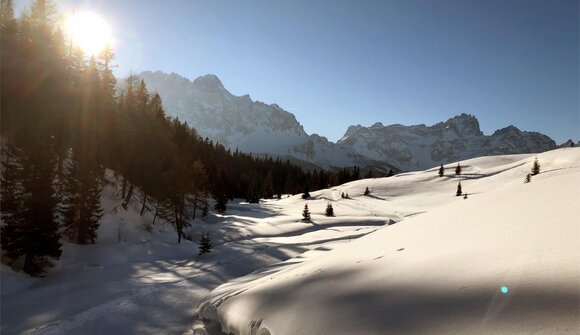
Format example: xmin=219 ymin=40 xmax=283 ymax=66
xmin=325 ymin=202 xmax=334 ymax=217
xmin=198 ymin=233 xmax=212 ymax=255
xmin=214 ymin=195 xmax=227 ymax=214
xmin=455 ymin=163 xmax=462 ymax=175
xmin=456 ymin=182 xmax=462 ymax=196
xmin=524 ymin=173 xmax=532 ymax=184
xmin=531 ymin=157 xmax=540 ymax=176
xmin=302 ymin=204 xmax=311 ymax=222
xmin=438 ymin=164 xmax=444 ymax=177
xmin=201 ymin=200 xmax=209 ymax=217
xmin=60 ymin=151 xmax=104 ymax=244
xmin=364 ymin=186 xmax=370 ymax=196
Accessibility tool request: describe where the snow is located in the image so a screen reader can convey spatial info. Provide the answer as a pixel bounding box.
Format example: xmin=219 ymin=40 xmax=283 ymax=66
xmin=199 ymin=147 xmax=580 ymax=335
xmin=2 ymin=148 xmax=578 ymax=335
xmin=1 ymin=174 xmax=386 ymax=334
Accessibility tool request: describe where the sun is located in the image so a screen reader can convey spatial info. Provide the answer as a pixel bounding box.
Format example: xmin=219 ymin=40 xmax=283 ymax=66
xmin=64 ymin=11 xmax=113 ymax=56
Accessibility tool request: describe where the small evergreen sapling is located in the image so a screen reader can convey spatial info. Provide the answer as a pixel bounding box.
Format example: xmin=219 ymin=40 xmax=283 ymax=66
xmin=325 ymin=202 xmax=334 ymax=217
xmin=455 ymin=163 xmax=462 ymax=175
xmin=199 ymin=233 xmax=212 ymax=255
xmin=524 ymin=173 xmax=532 ymax=184
xmin=438 ymin=164 xmax=444 ymax=177
xmin=302 ymin=204 xmax=311 ymax=222
xmin=531 ymin=156 xmax=540 ymax=176
xmin=456 ymin=182 xmax=462 ymax=196
xmin=364 ymin=187 xmax=370 ymax=196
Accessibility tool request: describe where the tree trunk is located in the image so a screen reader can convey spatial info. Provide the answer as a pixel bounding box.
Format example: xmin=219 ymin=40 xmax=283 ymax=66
xmin=122 ymin=183 xmax=134 ymax=210
xmin=152 ymin=199 xmax=160 ymax=226
xmin=140 ymin=191 xmax=147 ymax=216
xmin=23 ymin=253 xmax=34 ymax=274
xmin=121 ymin=176 xmax=127 ymax=198
xmin=175 ymin=205 xmax=181 ymax=244
xmin=192 ymin=192 xmax=198 ymax=220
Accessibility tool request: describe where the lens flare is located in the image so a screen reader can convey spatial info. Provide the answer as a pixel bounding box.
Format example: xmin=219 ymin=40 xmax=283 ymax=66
xmin=500 ymin=286 xmax=509 ymax=294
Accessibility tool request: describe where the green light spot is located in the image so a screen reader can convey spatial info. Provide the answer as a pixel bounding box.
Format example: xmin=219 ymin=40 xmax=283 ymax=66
xmin=501 ymin=286 xmax=509 ymax=294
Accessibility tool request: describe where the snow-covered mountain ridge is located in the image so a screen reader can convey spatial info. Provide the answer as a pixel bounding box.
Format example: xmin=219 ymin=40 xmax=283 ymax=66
xmin=136 ymin=71 xmax=558 ymax=171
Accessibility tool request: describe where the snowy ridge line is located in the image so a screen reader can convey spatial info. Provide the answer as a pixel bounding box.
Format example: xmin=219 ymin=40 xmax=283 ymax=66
xmin=135 ymin=71 xmax=560 ymax=171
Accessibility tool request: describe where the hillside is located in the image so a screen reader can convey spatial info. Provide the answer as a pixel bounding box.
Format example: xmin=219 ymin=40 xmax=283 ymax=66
xmin=199 ymin=147 xmax=580 ymax=335
xmin=2 ymin=148 xmax=577 ymax=334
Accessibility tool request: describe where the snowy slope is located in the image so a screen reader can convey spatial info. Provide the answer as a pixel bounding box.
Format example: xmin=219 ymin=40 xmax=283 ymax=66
xmin=199 ymin=147 xmax=580 ymax=335
xmin=0 ymin=172 xmax=389 ymax=334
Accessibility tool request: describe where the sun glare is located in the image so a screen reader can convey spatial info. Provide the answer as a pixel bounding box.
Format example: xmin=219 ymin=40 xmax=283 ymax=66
xmin=64 ymin=11 xmax=113 ymax=55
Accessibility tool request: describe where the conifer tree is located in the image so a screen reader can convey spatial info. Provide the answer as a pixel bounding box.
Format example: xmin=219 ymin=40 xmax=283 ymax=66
xmin=302 ymin=189 xmax=310 ymax=199
xmin=302 ymin=204 xmax=311 ymax=222
xmin=198 ymin=233 xmax=212 ymax=255
xmin=364 ymin=169 xmax=374 ymax=179
xmin=438 ymin=164 xmax=444 ymax=177
xmin=456 ymin=182 xmax=462 ymax=196
xmin=325 ymin=202 xmax=334 ymax=217
xmin=455 ymin=163 xmax=462 ymax=175
xmin=531 ymin=156 xmax=540 ymax=176
xmin=364 ymin=186 xmax=370 ymax=196
xmin=60 ymin=150 xmax=104 ymax=244
xmin=524 ymin=173 xmax=532 ymax=184
xmin=201 ymin=199 xmax=209 ymax=217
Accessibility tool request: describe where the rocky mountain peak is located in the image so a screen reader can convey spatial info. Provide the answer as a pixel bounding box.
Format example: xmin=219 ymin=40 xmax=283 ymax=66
xmin=443 ymin=113 xmax=482 ymax=136
xmin=193 ymin=74 xmax=225 ymax=93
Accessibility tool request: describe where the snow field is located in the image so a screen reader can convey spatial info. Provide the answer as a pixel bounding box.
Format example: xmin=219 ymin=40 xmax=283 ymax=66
xmin=199 ymin=148 xmax=580 ymax=335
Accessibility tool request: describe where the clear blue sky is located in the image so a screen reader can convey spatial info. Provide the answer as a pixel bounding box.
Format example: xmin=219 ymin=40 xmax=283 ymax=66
xmin=17 ymin=0 xmax=580 ymax=143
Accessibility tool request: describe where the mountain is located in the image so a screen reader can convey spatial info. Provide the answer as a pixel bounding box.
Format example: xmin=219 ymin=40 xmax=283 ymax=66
xmin=135 ymin=71 xmax=557 ymax=171
xmin=338 ymin=114 xmax=557 ymax=171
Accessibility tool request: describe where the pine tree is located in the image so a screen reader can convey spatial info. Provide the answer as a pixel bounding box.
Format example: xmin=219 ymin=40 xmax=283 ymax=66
xmin=531 ymin=156 xmax=540 ymax=176
xmin=214 ymin=194 xmax=227 ymax=214
xmin=364 ymin=169 xmax=373 ymax=179
xmin=198 ymin=233 xmax=212 ymax=255
xmin=524 ymin=173 xmax=532 ymax=184
xmin=438 ymin=164 xmax=444 ymax=177
xmin=302 ymin=204 xmax=311 ymax=222
xmin=456 ymin=182 xmax=462 ymax=196
xmin=455 ymin=163 xmax=462 ymax=175
xmin=325 ymin=202 xmax=334 ymax=217
xmin=201 ymin=199 xmax=209 ymax=217
xmin=60 ymin=150 xmax=104 ymax=244
xmin=364 ymin=186 xmax=370 ymax=196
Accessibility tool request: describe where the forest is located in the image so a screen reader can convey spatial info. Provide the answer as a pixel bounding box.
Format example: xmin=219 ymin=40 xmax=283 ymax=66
xmin=0 ymin=0 xmax=385 ymax=275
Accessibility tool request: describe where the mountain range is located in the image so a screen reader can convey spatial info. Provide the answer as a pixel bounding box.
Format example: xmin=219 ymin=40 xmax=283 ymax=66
xmin=135 ymin=71 xmax=559 ymax=171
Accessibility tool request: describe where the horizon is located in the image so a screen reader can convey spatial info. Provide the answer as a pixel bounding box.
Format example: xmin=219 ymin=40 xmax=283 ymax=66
xmin=15 ymin=0 xmax=579 ymax=143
